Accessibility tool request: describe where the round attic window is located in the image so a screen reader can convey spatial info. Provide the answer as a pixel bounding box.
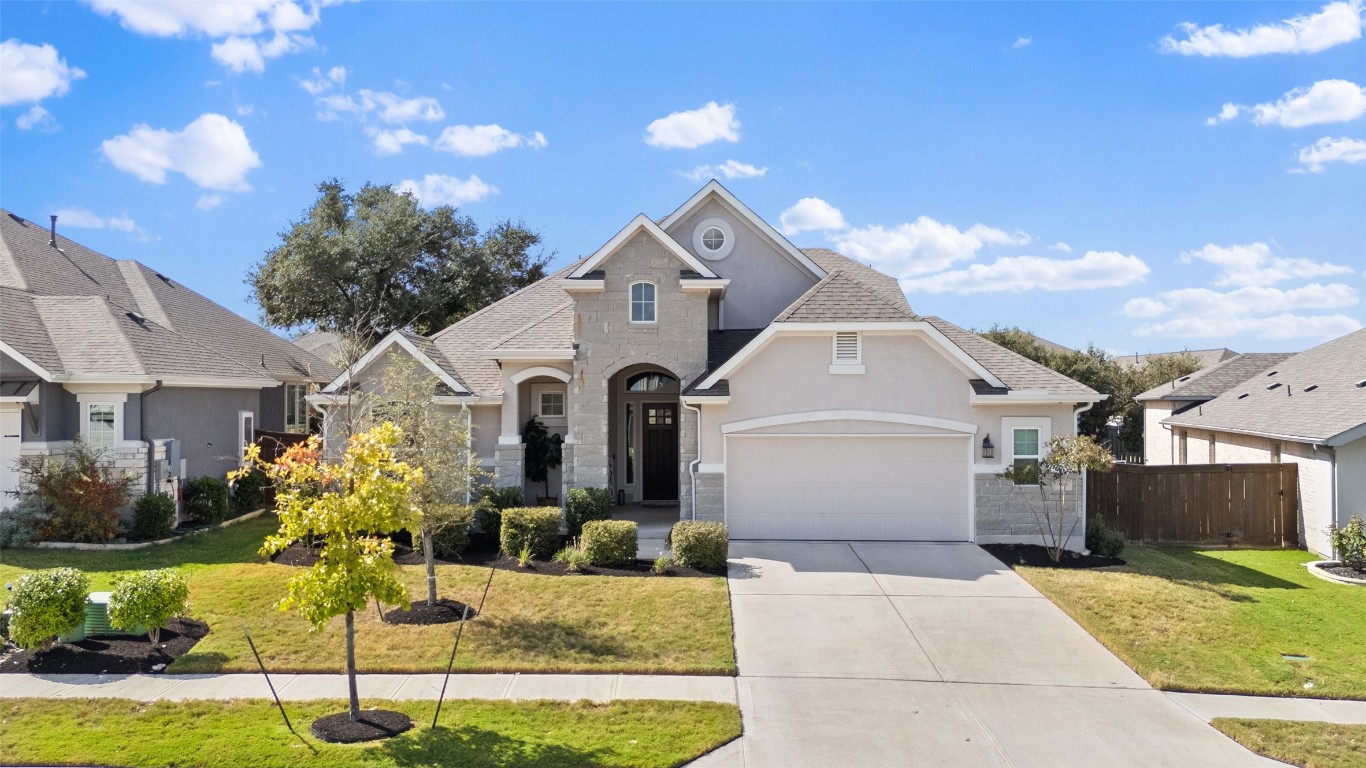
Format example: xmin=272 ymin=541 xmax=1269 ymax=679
xmin=693 ymin=218 xmax=734 ymax=261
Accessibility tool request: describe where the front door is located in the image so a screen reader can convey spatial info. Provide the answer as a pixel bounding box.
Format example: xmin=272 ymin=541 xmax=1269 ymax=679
xmin=642 ymin=403 xmax=678 ymax=501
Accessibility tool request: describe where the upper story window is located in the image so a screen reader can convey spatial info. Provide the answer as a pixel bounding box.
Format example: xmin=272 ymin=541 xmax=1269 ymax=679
xmin=692 ymin=218 xmax=735 ymax=261
xmin=630 ymin=281 xmax=656 ymax=323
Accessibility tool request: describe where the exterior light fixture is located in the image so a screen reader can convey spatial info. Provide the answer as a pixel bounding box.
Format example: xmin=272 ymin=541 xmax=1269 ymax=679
xmin=981 ymin=434 xmax=995 ymax=459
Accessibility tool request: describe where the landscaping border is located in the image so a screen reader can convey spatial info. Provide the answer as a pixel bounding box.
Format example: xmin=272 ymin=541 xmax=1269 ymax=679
xmin=34 ymin=509 xmax=267 ymax=551
xmin=1305 ymin=560 xmax=1366 ymax=586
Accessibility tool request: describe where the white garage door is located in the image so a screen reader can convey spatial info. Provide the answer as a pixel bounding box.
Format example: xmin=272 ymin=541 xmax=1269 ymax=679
xmin=726 ymin=435 xmax=970 ymax=541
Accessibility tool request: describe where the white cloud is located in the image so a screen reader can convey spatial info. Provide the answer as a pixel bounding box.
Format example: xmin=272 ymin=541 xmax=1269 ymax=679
xmin=298 ymin=64 xmax=345 ymax=94
xmin=16 ymin=104 xmax=57 ymax=131
xmin=53 ymin=207 xmax=152 ymax=240
xmin=100 ymin=113 xmax=262 ymax=192
xmin=1179 ymin=242 xmax=1354 ymax=286
xmin=833 ymin=217 xmax=1030 ymax=277
xmin=1012 ymin=37 xmax=1032 ymax=48
xmin=235 ymin=103 xmax=254 ymax=116
xmin=1297 ymin=135 xmax=1366 ymax=172
xmin=397 ymin=174 xmax=498 ymax=208
xmin=1048 ymin=241 xmax=1073 ymax=253
xmin=1159 ymin=1 xmax=1363 ymax=57
xmin=433 ymin=124 xmax=547 ymax=157
xmin=1251 ymin=79 xmax=1366 ymax=128
xmin=778 ymin=197 xmax=847 ymax=236
xmin=645 ymin=101 xmax=740 ymax=149
xmin=84 ymin=0 xmax=336 ymax=72
xmin=1206 ymin=102 xmax=1242 ymax=126
xmin=196 ymin=194 xmax=223 ymax=211
xmin=1121 ymin=296 xmax=1169 ymax=318
xmin=682 ymin=159 xmax=768 ymax=182
xmin=902 ymin=251 xmax=1150 ymax=294
xmin=368 ymin=127 xmax=429 ymax=156
xmin=1127 ymin=283 xmax=1361 ymax=339
xmin=317 ymin=88 xmax=444 ymax=124
xmin=0 ymin=39 xmax=86 ymax=106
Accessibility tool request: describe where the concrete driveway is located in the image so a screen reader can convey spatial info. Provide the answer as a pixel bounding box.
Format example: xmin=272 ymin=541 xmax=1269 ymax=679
xmin=694 ymin=541 xmax=1278 ymax=768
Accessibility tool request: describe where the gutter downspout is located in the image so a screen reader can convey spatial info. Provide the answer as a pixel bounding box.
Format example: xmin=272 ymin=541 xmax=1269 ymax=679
xmin=463 ymin=403 xmax=473 ymax=505
xmin=681 ymin=400 xmax=702 ymax=521
xmin=141 ymin=380 xmax=164 ymax=494
xmin=1074 ymin=401 xmax=1095 ymax=552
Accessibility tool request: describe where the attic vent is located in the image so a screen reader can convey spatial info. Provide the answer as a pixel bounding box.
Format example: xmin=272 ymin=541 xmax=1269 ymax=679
xmin=126 ymin=311 xmax=146 ymax=325
xmin=1305 ymin=385 xmax=1319 ymax=392
xmin=1267 ymin=370 xmax=1278 ymax=377
xmin=1267 ymin=382 xmax=1281 ymax=391
xmin=832 ymin=332 xmax=861 ymax=364
xmin=1237 ymin=393 xmax=1250 ymax=399
xmin=1357 ymin=379 xmax=1366 ymax=388
xmin=1178 ymin=376 xmax=1192 ymax=382
xmin=155 ymin=272 xmax=173 ymax=285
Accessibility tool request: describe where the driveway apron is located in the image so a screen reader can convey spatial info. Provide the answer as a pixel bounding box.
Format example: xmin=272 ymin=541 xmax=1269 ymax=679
xmin=716 ymin=541 xmax=1278 ymax=768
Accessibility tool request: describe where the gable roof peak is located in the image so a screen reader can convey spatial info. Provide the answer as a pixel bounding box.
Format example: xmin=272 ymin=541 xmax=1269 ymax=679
xmin=658 ymin=180 xmax=828 ymax=280
xmin=569 ymin=213 xmax=719 ymax=279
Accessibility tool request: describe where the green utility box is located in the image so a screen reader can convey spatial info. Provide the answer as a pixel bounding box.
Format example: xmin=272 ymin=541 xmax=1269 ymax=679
xmin=56 ymin=592 xmax=145 ymax=643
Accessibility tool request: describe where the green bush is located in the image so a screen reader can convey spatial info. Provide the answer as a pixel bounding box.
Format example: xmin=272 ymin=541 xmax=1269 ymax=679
xmin=669 ymin=521 xmax=729 ymax=572
xmin=183 ymin=476 xmax=230 ymax=523
xmin=131 ymin=492 xmax=177 ymax=541
xmin=581 ymin=519 xmax=638 ymax=567
xmin=0 ymin=498 xmax=44 ymax=549
xmin=566 ymin=487 xmax=612 ymax=536
xmin=21 ymin=439 xmax=134 ymax=543
xmin=7 ymin=567 xmax=89 ymax=650
xmin=429 ymin=502 xmax=477 ymax=559
xmin=477 ymin=486 xmax=523 ymax=535
xmin=499 ymin=506 xmax=562 ymax=559
xmin=229 ymin=467 xmax=268 ymax=514
xmin=1085 ymin=514 xmax=1126 ymax=559
xmin=107 ymin=568 xmax=189 ymax=644
xmin=1329 ymin=515 xmax=1366 ymax=571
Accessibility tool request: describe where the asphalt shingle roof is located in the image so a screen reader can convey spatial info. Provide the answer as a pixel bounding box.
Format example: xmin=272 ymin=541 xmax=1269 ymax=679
xmin=775 ymin=269 xmax=919 ymax=323
xmin=1115 ymin=348 xmax=1238 ymax=370
xmin=1164 ymin=328 xmax=1366 ymax=444
xmin=926 ymin=317 xmax=1099 ymax=395
xmin=1136 ymin=352 xmax=1294 ymax=402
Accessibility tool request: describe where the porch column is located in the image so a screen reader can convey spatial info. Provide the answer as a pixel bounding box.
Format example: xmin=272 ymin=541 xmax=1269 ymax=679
xmin=494 ymin=369 xmax=524 ymax=490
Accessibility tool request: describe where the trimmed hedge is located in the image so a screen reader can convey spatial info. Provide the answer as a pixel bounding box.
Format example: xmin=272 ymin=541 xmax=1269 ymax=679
xmin=108 ymin=568 xmax=188 ymax=644
xmin=7 ymin=567 xmax=89 ymax=650
xmin=131 ymin=492 xmax=176 ymax=541
xmin=565 ymin=487 xmax=612 ymax=536
xmin=477 ymin=486 xmax=524 ymax=536
xmin=499 ymin=507 xmax=562 ymax=559
xmin=183 ymin=476 xmax=230 ymax=523
xmin=669 ymin=521 xmax=729 ymax=572
xmin=429 ymin=502 xmax=477 ymax=559
xmin=581 ymin=520 xmax=638 ymax=567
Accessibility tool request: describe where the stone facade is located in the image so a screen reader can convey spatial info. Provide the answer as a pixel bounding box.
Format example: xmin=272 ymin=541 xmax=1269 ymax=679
xmin=693 ymin=470 xmax=725 ymax=522
xmin=975 ymin=473 xmax=1083 ymax=547
xmin=494 ymin=443 xmax=524 ymax=489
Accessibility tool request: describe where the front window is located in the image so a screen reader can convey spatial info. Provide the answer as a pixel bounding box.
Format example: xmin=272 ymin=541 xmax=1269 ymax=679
xmin=630 ymin=282 xmax=656 ymax=323
xmin=1012 ymin=427 xmax=1041 ymax=482
xmin=87 ymin=405 xmax=116 ymax=452
xmin=285 ymin=383 xmax=309 ymax=433
xmin=239 ymin=411 xmax=255 ymax=465
xmin=539 ymin=391 xmax=565 ymax=418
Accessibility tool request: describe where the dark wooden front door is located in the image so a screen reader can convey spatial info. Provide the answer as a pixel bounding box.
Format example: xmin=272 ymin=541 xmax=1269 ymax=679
xmin=642 ymin=403 xmax=678 ymax=501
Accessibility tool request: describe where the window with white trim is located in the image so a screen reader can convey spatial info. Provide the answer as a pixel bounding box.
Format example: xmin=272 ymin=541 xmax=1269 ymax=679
xmin=87 ymin=404 xmax=117 ymax=452
xmin=238 ymin=411 xmax=255 ymax=465
xmin=539 ymin=391 xmax=565 ymax=418
xmin=1001 ymin=417 xmax=1050 ymax=485
xmin=630 ymin=282 xmax=656 ymax=323
xmin=285 ymin=383 xmax=310 ymax=433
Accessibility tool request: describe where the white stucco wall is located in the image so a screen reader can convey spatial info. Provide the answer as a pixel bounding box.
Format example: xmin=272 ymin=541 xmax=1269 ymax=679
xmin=1143 ymin=401 xmax=1176 ymax=464
xmin=1336 ymin=438 xmax=1366 ymax=540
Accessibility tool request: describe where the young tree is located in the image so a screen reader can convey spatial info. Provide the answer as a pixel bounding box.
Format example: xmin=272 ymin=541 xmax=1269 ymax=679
xmin=239 ymin=424 xmax=422 ymax=723
xmin=248 ymin=180 xmax=549 ymax=340
xmin=999 ymin=434 xmax=1115 ymax=563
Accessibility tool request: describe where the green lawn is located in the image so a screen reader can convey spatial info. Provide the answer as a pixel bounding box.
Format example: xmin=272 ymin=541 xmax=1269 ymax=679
xmin=0 ymin=516 xmax=736 ymax=675
xmin=1010 ymin=546 xmax=1366 ymax=698
xmin=0 ymin=698 xmax=742 ymax=768
xmin=1213 ymin=719 xmax=1366 ymax=768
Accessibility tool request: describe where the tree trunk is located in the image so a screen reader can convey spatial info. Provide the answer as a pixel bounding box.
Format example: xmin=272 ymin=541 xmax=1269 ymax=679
xmin=149 ymin=627 xmax=161 ymax=645
xmin=345 ymin=609 xmax=360 ymax=721
xmin=422 ymin=528 xmax=438 ymax=606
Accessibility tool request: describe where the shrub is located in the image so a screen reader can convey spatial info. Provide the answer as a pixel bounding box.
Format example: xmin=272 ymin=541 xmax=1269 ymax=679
xmin=499 ymin=506 xmax=562 ymax=559
xmin=429 ymin=502 xmax=477 ymax=559
xmin=566 ymin=487 xmax=613 ymax=536
xmin=477 ymin=486 xmax=523 ymax=535
xmin=229 ymin=467 xmax=268 ymax=514
xmin=1085 ymin=514 xmax=1125 ymax=559
xmin=0 ymin=497 xmax=45 ymax=549
xmin=131 ymin=492 xmax=177 ymax=541
xmin=552 ymin=541 xmax=590 ymax=572
xmin=108 ymin=569 xmax=190 ymax=644
xmin=20 ymin=439 xmax=133 ymax=543
xmin=183 ymin=476 xmax=230 ymax=523
xmin=1329 ymin=515 xmax=1366 ymax=572
xmin=669 ymin=521 xmax=729 ymax=572
xmin=7 ymin=567 xmax=89 ymax=650
xmin=581 ymin=519 xmax=637 ymax=567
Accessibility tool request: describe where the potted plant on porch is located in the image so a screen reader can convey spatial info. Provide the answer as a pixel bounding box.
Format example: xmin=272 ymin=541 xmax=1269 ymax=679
xmin=523 ymin=416 xmax=563 ymax=506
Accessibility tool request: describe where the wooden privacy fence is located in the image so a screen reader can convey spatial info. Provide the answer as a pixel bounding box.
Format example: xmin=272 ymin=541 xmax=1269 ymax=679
xmin=253 ymin=429 xmax=310 ymax=464
xmin=1086 ymin=463 xmax=1299 ymax=547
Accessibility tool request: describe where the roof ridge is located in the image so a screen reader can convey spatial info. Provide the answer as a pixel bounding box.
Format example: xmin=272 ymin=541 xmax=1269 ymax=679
xmin=837 ymin=268 xmax=918 ymax=320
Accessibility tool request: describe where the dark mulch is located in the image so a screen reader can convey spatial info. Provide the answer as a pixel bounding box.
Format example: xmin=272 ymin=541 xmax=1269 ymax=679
xmin=383 ymin=598 xmax=476 ymax=625
xmin=311 ymin=709 xmax=413 ymax=743
xmin=0 ymin=617 xmax=208 ymax=674
xmin=982 ymin=543 xmax=1126 ymax=570
xmin=1313 ymin=562 xmax=1366 ymax=584
xmin=272 ymin=534 xmax=722 ymax=578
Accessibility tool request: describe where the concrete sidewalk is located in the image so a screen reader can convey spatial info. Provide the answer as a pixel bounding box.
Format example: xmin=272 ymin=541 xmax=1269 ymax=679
xmin=0 ymin=672 xmax=737 ymax=704
xmin=1167 ymin=692 xmax=1366 ymax=725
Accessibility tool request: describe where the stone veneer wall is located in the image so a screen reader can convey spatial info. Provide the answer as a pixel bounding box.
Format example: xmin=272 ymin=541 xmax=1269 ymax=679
xmin=692 ymin=471 xmax=725 ymax=522
xmin=18 ymin=441 xmax=168 ymax=520
xmin=975 ymin=473 xmax=1084 ymax=549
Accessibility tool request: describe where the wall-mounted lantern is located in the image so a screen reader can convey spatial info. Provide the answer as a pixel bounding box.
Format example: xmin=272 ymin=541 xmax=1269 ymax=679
xmin=981 ymin=434 xmax=995 ymax=459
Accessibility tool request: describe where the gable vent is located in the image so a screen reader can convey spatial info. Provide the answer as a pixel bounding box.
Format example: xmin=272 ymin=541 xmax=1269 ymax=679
xmin=833 ymin=332 xmax=861 ymax=364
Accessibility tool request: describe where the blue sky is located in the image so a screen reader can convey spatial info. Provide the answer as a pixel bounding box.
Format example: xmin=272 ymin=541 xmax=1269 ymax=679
xmin=3 ymin=1 xmax=1363 ymax=356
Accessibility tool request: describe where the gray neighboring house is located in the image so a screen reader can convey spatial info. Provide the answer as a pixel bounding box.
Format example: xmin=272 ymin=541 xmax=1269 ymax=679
xmin=1115 ymin=347 xmax=1238 ymax=370
xmin=1147 ymin=330 xmax=1365 ymax=556
xmin=319 ymin=182 xmax=1104 ymax=547
xmin=0 ymin=210 xmax=339 ymax=510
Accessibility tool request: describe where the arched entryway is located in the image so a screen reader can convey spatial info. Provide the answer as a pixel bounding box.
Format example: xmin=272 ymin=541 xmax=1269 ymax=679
xmin=607 ymin=364 xmax=680 ymax=504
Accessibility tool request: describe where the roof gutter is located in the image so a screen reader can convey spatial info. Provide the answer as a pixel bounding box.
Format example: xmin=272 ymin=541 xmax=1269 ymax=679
xmin=141 ymin=380 xmax=163 ymax=495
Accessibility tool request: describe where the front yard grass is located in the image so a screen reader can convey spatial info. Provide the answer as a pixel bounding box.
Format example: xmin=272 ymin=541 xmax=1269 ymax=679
xmin=1010 ymin=546 xmax=1366 ymax=698
xmin=0 ymin=516 xmax=736 ymax=676
xmin=0 ymin=697 xmax=741 ymax=768
xmin=1212 ymin=718 xmax=1366 ymax=768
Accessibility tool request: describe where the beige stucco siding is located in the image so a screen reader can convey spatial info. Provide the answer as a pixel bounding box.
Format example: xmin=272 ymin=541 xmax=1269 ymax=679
xmin=1336 ymin=438 xmax=1366 ymax=547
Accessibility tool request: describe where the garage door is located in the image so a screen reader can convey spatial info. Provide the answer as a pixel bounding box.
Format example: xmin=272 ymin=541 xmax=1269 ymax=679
xmin=726 ymin=435 xmax=970 ymax=540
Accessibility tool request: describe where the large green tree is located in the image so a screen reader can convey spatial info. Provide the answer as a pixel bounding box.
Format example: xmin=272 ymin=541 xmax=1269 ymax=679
xmin=249 ymin=179 xmax=549 ymax=338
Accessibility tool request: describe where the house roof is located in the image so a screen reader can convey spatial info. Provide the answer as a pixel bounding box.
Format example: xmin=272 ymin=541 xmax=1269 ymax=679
xmin=775 ymin=268 xmax=919 ymax=323
xmin=922 ymin=317 xmax=1099 ymax=396
xmin=293 ymin=330 xmax=344 ymax=367
xmin=0 ymin=211 xmax=339 ymax=385
xmin=1115 ymin=347 xmax=1238 ymax=370
xmin=1164 ymin=328 xmax=1366 ymax=445
xmin=1135 ymin=352 xmax=1294 ymax=402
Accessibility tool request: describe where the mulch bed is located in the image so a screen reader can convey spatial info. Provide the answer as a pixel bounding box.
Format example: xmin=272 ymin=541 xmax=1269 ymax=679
xmin=311 ymin=709 xmax=413 ymax=743
xmin=1312 ymin=562 xmax=1366 ymax=584
xmin=272 ymin=534 xmax=722 ymax=578
xmin=383 ymin=598 xmax=476 ymax=625
xmin=0 ymin=617 xmax=208 ymax=674
xmin=982 ymin=543 xmax=1125 ymax=570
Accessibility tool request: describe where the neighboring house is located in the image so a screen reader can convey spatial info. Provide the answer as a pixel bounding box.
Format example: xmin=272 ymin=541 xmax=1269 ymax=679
xmin=294 ymin=330 xmax=345 ymax=368
xmin=1137 ymin=352 xmax=1293 ymax=465
xmin=1155 ymin=330 xmax=1365 ymax=556
xmin=1115 ymin=347 xmax=1238 ymax=370
xmin=319 ymin=182 xmax=1103 ymax=545
xmin=0 ymin=211 xmax=339 ymax=509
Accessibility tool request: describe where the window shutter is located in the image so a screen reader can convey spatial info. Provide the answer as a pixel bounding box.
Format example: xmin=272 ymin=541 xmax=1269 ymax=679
xmin=833 ymin=332 xmax=861 ymax=363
